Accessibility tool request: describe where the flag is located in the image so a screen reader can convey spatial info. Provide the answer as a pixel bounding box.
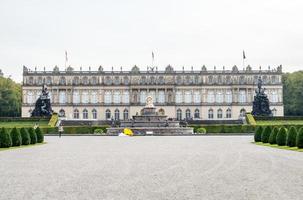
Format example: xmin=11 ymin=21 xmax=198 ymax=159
xmin=65 ymin=51 xmax=68 ymax=62
xmin=243 ymin=50 xmax=246 ymax=59
xmin=152 ymin=51 xmax=154 ymax=61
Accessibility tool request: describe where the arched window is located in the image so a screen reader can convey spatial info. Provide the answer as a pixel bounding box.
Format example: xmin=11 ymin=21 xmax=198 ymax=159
xmin=217 ymin=109 xmax=223 ymax=119
xmin=194 ymin=109 xmax=200 ymax=119
xmin=105 ymin=109 xmax=111 ymax=120
xmin=114 ymin=76 xmax=120 ymax=85
xmin=158 ymin=90 xmax=165 ymax=103
xmin=114 ymin=109 xmax=120 ymax=120
xmin=123 ymin=109 xmax=129 ymax=120
xmin=82 ymin=77 xmax=88 ymax=85
xmin=83 ymin=109 xmax=88 ymax=119
xmin=104 ymin=91 xmax=112 ymax=104
xmin=73 ymin=90 xmax=80 ymax=104
xmin=208 ymin=109 xmax=214 ymax=119
xmin=176 ymin=76 xmax=182 ymax=85
xmin=27 ymin=91 xmax=33 ymax=104
xmin=82 ymin=91 xmax=89 ymax=104
xmin=225 ymin=90 xmax=232 ymax=103
xmin=184 ymin=91 xmax=192 ymax=103
xmin=226 ymin=108 xmax=232 ymax=118
xmin=271 ymin=91 xmax=278 ymax=103
xmin=113 ymin=91 xmax=121 ymax=104
xmin=46 ymin=77 xmax=52 ymax=85
xmin=240 ymin=108 xmax=246 ymax=118
xmin=59 ymin=77 xmax=66 ymax=85
xmin=73 ymin=109 xmax=79 ymax=119
xmin=123 ymin=91 xmax=130 ymax=103
xmin=158 ymin=76 xmax=165 ymax=84
xmin=91 ymin=91 xmax=97 ymax=103
xmin=73 ymin=77 xmax=80 ymax=85
xmin=175 ymin=91 xmax=183 ymax=103
xmin=216 ymin=91 xmax=223 ymax=103
xmin=59 ymin=91 xmax=66 ymax=104
xmin=238 ymin=90 xmax=246 ymax=103
xmin=272 ymin=108 xmax=277 ymax=116
xmin=140 ymin=91 xmax=147 ymax=104
xmin=123 ymin=76 xmax=129 ymax=85
xmin=92 ymin=109 xmax=97 ymax=119
xmin=193 ymin=91 xmax=201 ymax=103
xmin=207 ymin=91 xmax=215 ymax=103
xmin=91 ymin=77 xmax=97 ymax=85
xmin=177 ymin=109 xmax=182 ymax=120
xmin=59 ymin=109 xmax=65 ymax=117
xmin=186 ymin=109 xmax=191 ymax=119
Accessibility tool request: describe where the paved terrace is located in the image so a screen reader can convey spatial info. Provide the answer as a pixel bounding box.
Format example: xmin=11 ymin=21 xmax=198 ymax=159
xmin=0 ymin=136 xmax=302 ymax=200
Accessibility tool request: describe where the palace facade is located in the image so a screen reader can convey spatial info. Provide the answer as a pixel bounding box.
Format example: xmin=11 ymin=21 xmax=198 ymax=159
xmin=22 ymin=65 xmax=284 ymax=120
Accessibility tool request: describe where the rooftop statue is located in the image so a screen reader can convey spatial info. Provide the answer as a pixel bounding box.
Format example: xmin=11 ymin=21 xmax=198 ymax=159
xmin=252 ymin=77 xmax=272 ymax=116
xmin=31 ymin=85 xmax=53 ymax=117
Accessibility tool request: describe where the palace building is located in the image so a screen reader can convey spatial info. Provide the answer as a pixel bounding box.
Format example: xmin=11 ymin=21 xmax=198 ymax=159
xmin=22 ymin=65 xmax=284 ymax=120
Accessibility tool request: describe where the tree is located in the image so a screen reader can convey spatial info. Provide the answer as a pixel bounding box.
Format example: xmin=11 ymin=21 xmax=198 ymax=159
xmin=28 ymin=128 xmax=37 ymax=144
xmin=286 ymin=126 xmax=297 ymax=147
xmin=10 ymin=127 xmax=22 ymax=146
xmin=35 ymin=127 xmax=44 ymax=143
xmin=254 ymin=127 xmax=263 ymax=142
xmin=276 ymin=127 xmax=287 ymax=146
xmin=269 ymin=127 xmax=279 ymax=144
xmin=0 ymin=77 xmax=21 ymax=117
xmin=261 ymin=126 xmax=272 ymax=143
xmin=20 ymin=128 xmax=31 ymax=145
xmin=296 ymin=128 xmax=303 ymax=148
xmin=0 ymin=127 xmax=12 ymax=148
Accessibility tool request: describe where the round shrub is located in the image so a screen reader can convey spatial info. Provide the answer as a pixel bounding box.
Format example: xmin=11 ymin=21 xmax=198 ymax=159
xmin=0 ymin=127 xmax=12 ymax=148
xmin=269 ymin=127 xmax=279 ymax=144
xmin=276 ymin=127 xmax=287 ymax=146
xmin=10 ymin=127 xmax=22 ymax=146
xmin=261 ymin=126 xmax=272 ymax=143
xmin=196 ymin=128 xmax=207 ymax=134
xmin=20 ymin=128 xmax=31 ymax=145
xmin=296 ymin=127 xmax=303 ymax=148
xmin=35 ymin=127 xmax=44 ymax=143
xmin=286 ymin=126 xmax=297 ymax=147
xmin=28 ymin=127 xmax=37 ymax=144
xmin=254 ymin=126 xmax=263 ymax=142
xmin=94 ymin=128 xmax=104 ymax=135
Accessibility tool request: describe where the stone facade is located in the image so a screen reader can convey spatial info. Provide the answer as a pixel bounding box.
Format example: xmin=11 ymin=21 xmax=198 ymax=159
xmin=22 ymin=65 xmax=284 ymax=120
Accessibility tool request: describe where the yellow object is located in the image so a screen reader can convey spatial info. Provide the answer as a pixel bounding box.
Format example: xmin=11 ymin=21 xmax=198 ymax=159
xmin=123 ymin=128 xmax=133 ymax=136
xmin=48 ymin=113 xmax=58 ymax=127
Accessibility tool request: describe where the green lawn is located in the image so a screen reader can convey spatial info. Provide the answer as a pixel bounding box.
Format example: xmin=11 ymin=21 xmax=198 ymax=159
xmin=0 ymin=142 xmax=46 ymax=151
xmin=256 ymin=120 xmax=303 ymax=125
xmin=0 ymin=120 xmax=49 ymax=128
xmin=254 ymin=142 xmax=303 ymax=152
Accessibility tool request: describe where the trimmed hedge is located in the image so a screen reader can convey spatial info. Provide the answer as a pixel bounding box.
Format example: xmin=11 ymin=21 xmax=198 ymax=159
xmin=0 ymin=127 xmax=12 ymax=148
xmin=28 ymin=127 xmax=37 ymax=144
xmin=296 ymin=127 xmax=303 ymax=148
xmin=269 ymin=127 xmax=279 ymax=144
xmin=35 ymin=127 xmax=44 ymax=143
xmin=20 ymin=128 xmax=31 ymax=145
xmin=286 ymin=126 xmax=297 ymax=147
xmin=254 ymin=127 xmax=263 ymax=142
xmin=261 ymin=126 xmax=272 ymax=143
xmin=196 ymin=128 xmax=207 ymax=134
xmin=10 ymin=127 xmax=22 ymax=147
xmin=277 ymin=127 xmax=288 ymax=146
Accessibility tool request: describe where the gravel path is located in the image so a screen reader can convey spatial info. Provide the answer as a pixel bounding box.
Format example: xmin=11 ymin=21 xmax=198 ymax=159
xmin=0 ymin=136 xmax=303 ymax=200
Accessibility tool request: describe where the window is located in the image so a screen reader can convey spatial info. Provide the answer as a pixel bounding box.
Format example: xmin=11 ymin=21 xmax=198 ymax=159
xmin=225 ymin=90 xmax=232 ymax=103
xmin=28 ymin=77 xmax=34 ymax=85
xmin=272 ymin=108 xmax=277 ymax=116
xmin=91 ymin=91 xmax=97 ymax=103
xmin=194 ymin=109 xmax=200 ymax=119
xmin=158 ymin=90 xmax=165 ymax=103
xmin=140 ymin=91 xmax=147 ymax=104
xmin=114 ymin=109 xmax=120 ymax=120
xmin=208 ymin=76 xmax=213 ymax=84
xmin=123 ymin=77 xmax=129 ymax=85
xmin=91 ymin=77 xmax=97 ymax=85
xmin=240 ymin=108 xmax=246 ymax=118
xmin=73 ymin=91 xmax=80 ymax=104
xmin=186 ymin=109 xmax=191 ymax=119
xmin=208 ymin=109 xmax=214 ymax=119
xmin=175 ymin=91 xmax=182 ymax=103
xmin=83 ymin=109 xmax=88 ymax=119
xmin=176 ymin=76 xmax=182 ymax=85
xmin=82 ymin=77 xmax=88 ymax=85
xmin=123 ymin=91 xmax=130 ymax=103
xmin=114 ymin=77 xmax=120 ymax=85
xmin=104 ymin=91 xmax=112 ymax=104
xmin=92 ymin=109 xmax=97 ymax=119
xmin=184 ymin=91 xmax=192 ymax=103
xmin=271 ymin=91 xmax=278 ymax=103
xmin=105 ymin=109 xmax=111 ymax=120
xmin=217 ymin=109 xmax=223 ymax=119
xmin=158 ymin=76 xmax=164 ymax=84
xmin=238 ymin=90 xmax=246 ymax=103
xmin=177 ymin=109 xmax=182 ymax=120
xmin=73 ymin=77 xmax=80 ymax=85
xmin=73 ymin=109 xmax=79 ymax=119
xmin=27 ymin=91 xmax=33 ymax=104
xmin=113 ymin=91 xmax=121 ymax=104
xmin=105 ymin=76 xmax=112 ymax=85
xmin=141 ymin=76 xmax=146 ymax=84
xmin=207 ymin=91 xmax=215 ymax=103
xmin=46 ymin=77 xmax=52 ymax=85
xmin=193 ymin=91 xmax=201 ymax=103
xmin=59 ymin=109 xmax=65 ymax=117
xmin=216 ymin=91 xmax=223 ymax=103
xmin=59 ymin=77 xmax=66 ymax=85
xmin=59 ymin=91 xmax=66 ymax=104
xmin=82 ymin=91 xmax=89 ymax=104
xmin=123 ymin=109 xmax=129 ymax=120
xmin=226 ymin=109 xmax=232 ymax=118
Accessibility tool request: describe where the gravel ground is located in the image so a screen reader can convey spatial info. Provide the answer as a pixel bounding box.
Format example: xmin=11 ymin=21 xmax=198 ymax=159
xmin=0 ymin=136 xmax=303 ymax=200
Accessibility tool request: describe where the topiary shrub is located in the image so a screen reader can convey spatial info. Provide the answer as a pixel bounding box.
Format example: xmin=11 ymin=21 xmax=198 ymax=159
xmin=196 ymin=127 xmax=207 ymax=135
xmin=296 ymin=127 xmax=303 ymax=148
xmin=35 ymin=127 xmax=44 ymax=143
xmin=276 ymin=127 xmax=287 ymax=146
xmin=0 ymin=127 xmax=12 ymax=148
xmin=28 ymin=127 xmax=37 ymax=144
xmin=10 ymin=127 xmax=22 ymax=146
xmin=286 ymin=126 xmax=297 ymax=147
xmin=261 ymin=126 xmax=272 ymax=143
xmin=20 ymin=128 xmax=31 ymax=145
xmin=94 ymin=128 xmax=104 ymax=135
xmin=269 ymin=127 xmax=279 ymax=144
xmin=254 ymin=126 xmax=263 ymax=142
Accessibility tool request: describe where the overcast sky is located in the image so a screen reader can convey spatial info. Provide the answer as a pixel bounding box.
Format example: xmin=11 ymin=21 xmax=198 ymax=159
xmin=0 ymin=0 xmax=302 ymax=82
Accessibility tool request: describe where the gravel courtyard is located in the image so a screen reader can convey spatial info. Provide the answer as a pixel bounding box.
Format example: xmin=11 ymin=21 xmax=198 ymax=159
xmin=1 ymin=136 xmax=303 ymax=200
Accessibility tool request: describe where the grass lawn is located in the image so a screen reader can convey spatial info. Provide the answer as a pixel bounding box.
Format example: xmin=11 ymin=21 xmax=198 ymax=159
xmin=254 ymin=142 xmax=303 ymax=152
xmin=0 ymin=121 xmax=49 ymax=128
xmin=256 ymin=120 xmax=303 ymax=125
xmin=0 ymin=142 xmax=46 ymax=152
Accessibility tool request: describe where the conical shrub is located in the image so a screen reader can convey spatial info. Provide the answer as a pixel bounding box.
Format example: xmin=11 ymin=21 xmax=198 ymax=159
xmin=261 ymin=126 xmax=272 ymax=143
xmin=35 ymin=127 xmax=44 ymax=143
xmin=296 ymin=127 xmax=303 ymax=148
xmin=0 ymin=127 xmax=12 ymax=148
xmin=20 ymin=128 xmax=31 ymax=145
xmin=254 ymin=126 xmax=263 ymax=142
xmin=269 ymin=127 xmax=279 ymax=144
xmin=10 ymin=127 xmax=22 ymax=146
xmin=28 ymin=127 xmax=37 ymax=144
xmin=286 ymin=126 xmax=297 ymax=147
xmin=276 ymin=127 xmax=287 ymax=146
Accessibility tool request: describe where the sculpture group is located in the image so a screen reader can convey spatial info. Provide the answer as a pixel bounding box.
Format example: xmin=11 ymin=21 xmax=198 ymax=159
xmin=31 ymin=85 xmax=53 ymax=117
xmin=252 ymin=77 xmax=272 ymax=116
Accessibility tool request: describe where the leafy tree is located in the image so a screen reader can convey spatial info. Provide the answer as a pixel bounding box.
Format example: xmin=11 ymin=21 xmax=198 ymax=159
xmin=20 ymin=128 xmax=31 ymax=145
xmin=28 ymin=127 xmax=37 ymax=144
xmin=0 ymin=127 xmax=12 ymax=148
xmin=35 ymin=127 xmax=44 ymax=143
xmin=276 ymin=127 xmax=287 ymax=146
xmin=254 ymin=127 xmax=263 ymax=142
xmin=296 ymin=128 xmax=303 ymax=148
xmin=261 ymin=126 xmax=272 ymax=143
xmin=10 ymin=127 xmax=22 ymax=146
xmin=286 ymin=126 xmax=297 ymax=147
xmin=269 ymin=127 xmax=279 ymax=144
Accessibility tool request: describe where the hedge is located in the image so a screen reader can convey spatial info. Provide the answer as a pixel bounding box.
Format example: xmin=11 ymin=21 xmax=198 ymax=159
xmin=196 ymin=128 xmax=206 ymax=134
xmin=261 ymin=126 xmax=272 ymax=143
xmin=277 ymin=127 xmax=288 ymax=146
xmin=20 ymin=128 xmax=31 ymax=145
xmin=297 ymin=128 xmax=303 ymax=148
xmin=286 ymin=126 xmax=297 ymax=147
xmin=269 ymin=127 xmax=279 ymax=144
xmin=10 ymin=127 xmax=22 ymax=147
xmin=254 ymin=127 xmax=263 ymax=142
xmin=28 ymin=127 xmax=37 ymax=144
xmin=35 ymin=127 xmax=44 ymax=143
xmin=0 ymin=127 xmax=12 ymax=148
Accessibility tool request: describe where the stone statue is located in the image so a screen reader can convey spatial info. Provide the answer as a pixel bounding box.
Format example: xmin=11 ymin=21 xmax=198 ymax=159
xmin=252 ymin=77 xmax=272 ymax=116
xmin=145 ymin=96 xmax=154 ymax=108
xmin=31 ymin=85 xmax=53 ymax=117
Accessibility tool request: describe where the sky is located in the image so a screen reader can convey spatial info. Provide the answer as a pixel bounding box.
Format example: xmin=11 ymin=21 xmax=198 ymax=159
xmin=0 ymin=0 xmax=302 ymax=82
